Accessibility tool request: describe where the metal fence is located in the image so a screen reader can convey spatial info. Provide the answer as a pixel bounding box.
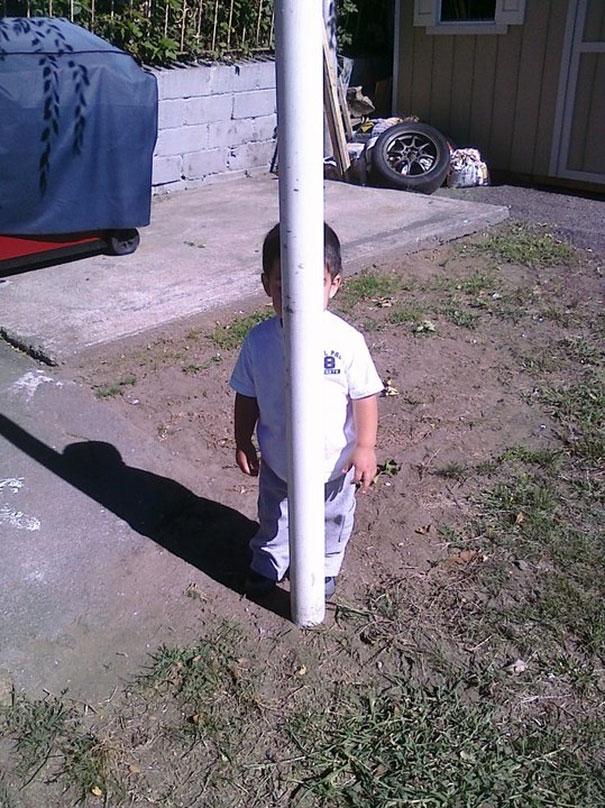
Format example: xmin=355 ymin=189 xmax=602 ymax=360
xmin=2 ymin=0 xmax=276 ymax=62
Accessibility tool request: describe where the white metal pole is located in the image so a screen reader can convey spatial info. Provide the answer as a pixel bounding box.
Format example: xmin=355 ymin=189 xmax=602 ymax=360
xmin=275 ymin=0 xmax=325 ymax=627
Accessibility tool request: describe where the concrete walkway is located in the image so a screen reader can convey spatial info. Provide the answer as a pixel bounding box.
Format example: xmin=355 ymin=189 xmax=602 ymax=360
xmin=0 ymin=341 xmax=251 ymax=698
xmin=0 ymin=174 xmax=508 ymax=364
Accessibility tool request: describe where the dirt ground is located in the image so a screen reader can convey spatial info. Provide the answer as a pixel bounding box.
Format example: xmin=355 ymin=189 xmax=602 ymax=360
xmin=1 ymin=223 xmax=603 ymax=807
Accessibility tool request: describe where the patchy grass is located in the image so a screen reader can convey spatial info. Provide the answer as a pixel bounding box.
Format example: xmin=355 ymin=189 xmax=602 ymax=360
xmin=433 ymin=461 xmax=467 ymax=480
xmin=516 ymin=350 xmax=559 ymax=374
xmin=441 ymin=305 xmax=480 ymax=329
xmin=528 ymin=573 xmax=605 ymax=657
xmin=181 ymin=354 xmax=222 ymax=375
xmin=208 ymin=310 xmax=273 ymax=350
xmin=1 ymin=694 xmax=69 ymax=780
xmin=0 ymin=778 xmax=15 ymax=808
xmin=338 ymin=271 xmax=401 ymax=308
xmin=499 ymin=446 xmax=565 ymax=471
xmin=386 ymin=304 xmax=424 ymax=325
xmin=0 ymin=695 xmax=124 ymax=803
xmin=538 ymin=374 xmax=604 ymax=463
xmin=558 ymin=337 xmax=603 ymax=366
xmin=59 ymin=734 xmax=124 ymax=804
xmin=480 ymin=475 xmax=559 ymax=552
xmin=433 ymin=271 xmax=495 ymax=295
xmin=139 ymin=623 xmax=256 ymax=737
xmin=93 ymin=375 xmax=136 ymax=399
xmin=477 ymin=223 xmax=576 ymax=267
xmin=288 ymin=679 xmax=604 ymax=808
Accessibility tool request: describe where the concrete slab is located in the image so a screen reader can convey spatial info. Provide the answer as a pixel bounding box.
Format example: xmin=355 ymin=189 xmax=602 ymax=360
xmin=0 ymin=342 xmax=257 ymax=698
xmin=0 ymin=174 xmax=508 ymax=363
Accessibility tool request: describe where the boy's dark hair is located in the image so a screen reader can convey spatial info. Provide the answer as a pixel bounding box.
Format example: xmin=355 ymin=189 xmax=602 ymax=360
xmin=262 ymin=222 xmax=342 ymax=279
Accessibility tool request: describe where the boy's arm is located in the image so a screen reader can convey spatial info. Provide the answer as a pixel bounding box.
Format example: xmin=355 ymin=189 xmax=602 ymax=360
xmin=234 ymin=393 xmax=260 ymax=476
xmin=344 ymin=394 xmax=378 ymax=492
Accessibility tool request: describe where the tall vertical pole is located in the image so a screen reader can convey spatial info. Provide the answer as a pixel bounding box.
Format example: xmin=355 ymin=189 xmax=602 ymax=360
xmin=275 ymin=0 xmax=325 ymax=627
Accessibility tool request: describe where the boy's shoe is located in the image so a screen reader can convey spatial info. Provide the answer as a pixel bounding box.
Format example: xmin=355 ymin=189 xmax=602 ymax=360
xmin=245 ymin=569 xmax=276 ymax=598
xmin=325 ymin=577 xmax=336 ymax=598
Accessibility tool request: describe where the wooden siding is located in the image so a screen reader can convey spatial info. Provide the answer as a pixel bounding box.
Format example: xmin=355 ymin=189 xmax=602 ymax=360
xmin=568 ymin=53 xmax=605 ymax=174
xmin=396 ymin=0 xmax=569 ymax=177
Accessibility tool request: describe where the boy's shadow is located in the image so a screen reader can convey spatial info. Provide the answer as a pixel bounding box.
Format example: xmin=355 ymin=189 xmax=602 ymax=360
xmin=0 ymin=415 xmax=291 ymax=619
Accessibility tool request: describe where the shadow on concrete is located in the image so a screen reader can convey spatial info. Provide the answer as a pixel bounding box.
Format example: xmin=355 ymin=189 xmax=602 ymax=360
xmin=0 ymin=414 xmax=291 ymax=619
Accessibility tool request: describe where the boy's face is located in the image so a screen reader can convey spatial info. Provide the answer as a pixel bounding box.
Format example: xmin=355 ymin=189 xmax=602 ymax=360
xmin=262 ymin=261 xmax=341 ymax=316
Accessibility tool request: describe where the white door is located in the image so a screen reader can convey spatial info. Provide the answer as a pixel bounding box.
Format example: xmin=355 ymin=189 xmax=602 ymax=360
xmin=552 ymin=0 xmax=605 ymax=184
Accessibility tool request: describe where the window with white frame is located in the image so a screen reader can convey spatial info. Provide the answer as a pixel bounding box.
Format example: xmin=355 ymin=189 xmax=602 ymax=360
xmin=414 ymin=0 xmax=526 ymax=34
xmin=441 ymin=1 xmax=497 ymax=22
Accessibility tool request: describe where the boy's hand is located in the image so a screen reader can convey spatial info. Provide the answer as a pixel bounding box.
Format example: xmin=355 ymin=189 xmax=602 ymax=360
xmin=343 ymin=446 xmax=376 ymax=493
xmin=236 ymin=442 xmax=259 ymax=476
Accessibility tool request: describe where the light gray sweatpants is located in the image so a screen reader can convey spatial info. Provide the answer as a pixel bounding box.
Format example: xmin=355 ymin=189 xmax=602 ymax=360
xmin=250 ymin=461 xmax=357 ymax=581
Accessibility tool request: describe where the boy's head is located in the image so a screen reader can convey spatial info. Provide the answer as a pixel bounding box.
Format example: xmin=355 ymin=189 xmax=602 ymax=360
xmin=261 ymin=222 xmax=342 ymax=315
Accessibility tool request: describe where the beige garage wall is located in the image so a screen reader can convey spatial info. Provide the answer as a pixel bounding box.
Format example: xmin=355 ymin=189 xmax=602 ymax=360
xmin=396 ymin=0 xmax=569 ymax=177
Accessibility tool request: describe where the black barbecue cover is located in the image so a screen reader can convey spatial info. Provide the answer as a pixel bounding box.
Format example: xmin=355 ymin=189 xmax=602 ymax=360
xmin=0 ymin=17 xmax=158 ymax=234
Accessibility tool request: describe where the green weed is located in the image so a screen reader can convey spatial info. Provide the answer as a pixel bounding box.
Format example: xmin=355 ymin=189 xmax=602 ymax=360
xmin=208 ymin=310 xmax=273 ymax=350
xmin=182 ymin=356 xmax=222 ymax=374
xmin=558 ymin=337 xmax=603 ymax=366
xmin=478 ymin=224 xmax=576 ymax=267
xmin=386 ymin=304 xmax=424 ymax=325
xmin=480 ymin=476 xmax=558 ymax=549
xmin=517 ymin=351 xmax=559 ymax=374
xmin=499 ymin=446 xmax=564 ymax=471
xmin=139 ymin=624 xmax=255 ymax=735
xmin=0 ymin=779 xmax=15 ymax=808
xmin=433 ymin=271 xmax=495 ymax=294
xmin=474 ymin=459 xmax=499 ymax=476
xmin=94 ymin=375 xmax=136 ymax=399
xmin=433 ymin=462 xmax=467 ymax=480
xmin=540 ymin=305 xmax=574 ymax=326
xmin=442 ymin=305 xmax=479 ymax=329
xmin=1 ymin=694 xmax=69 ymax=780
xmin=539 ymin=375 xmax=604 ymax=463
xmin=376 ymin=459 xmax=401 ymax=478
xmin=60 ymin=734 xmax=124 ymax=804
xmin=525 ymin=574 xmax=605 ymax=658
xmin=338 ymin=272 xmax=400 ymax=308
xmin=182 ymin=362 xmax=206 ymax=375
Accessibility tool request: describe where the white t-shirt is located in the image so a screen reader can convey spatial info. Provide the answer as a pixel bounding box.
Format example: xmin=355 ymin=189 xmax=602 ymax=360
xmin=230 ymin=310 xmax=383 ymax=482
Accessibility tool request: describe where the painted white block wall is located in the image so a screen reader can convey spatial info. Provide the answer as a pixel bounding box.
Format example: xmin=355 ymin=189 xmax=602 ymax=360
xmin=150 ymin=59 xmax=277 ymax=193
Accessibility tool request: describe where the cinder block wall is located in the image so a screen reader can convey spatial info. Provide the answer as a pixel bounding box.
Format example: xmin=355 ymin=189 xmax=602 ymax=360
xmin=151 ymin=59 xmax=277 ymax=193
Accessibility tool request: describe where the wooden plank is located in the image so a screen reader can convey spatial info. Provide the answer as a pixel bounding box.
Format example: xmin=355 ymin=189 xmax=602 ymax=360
xmin=534 ymin=0 xmax=569 ymax=175
xmin=509 ymin=0 xmax=550 ymax=173
xmin=409 ymin=25 xmax=433 ymax=120
xmin=449 ymin=35 xmax=476 ymax=146
xmin=396 ymin=0 xmax=415 ymax=114
xmin=323 ymin=26 xmax=350 ymax=177
xmin=568 ymin=52 xmax=605 ymax=173
xmin=428 ymin=35 xmax=454 ymax=131
xmin=488 ymin=25 xmax=523 ymax=169
xmin=467 ymin=34 xmax=498 ymax=156
xmin=337 ymin=76 xmax=354 ymax=139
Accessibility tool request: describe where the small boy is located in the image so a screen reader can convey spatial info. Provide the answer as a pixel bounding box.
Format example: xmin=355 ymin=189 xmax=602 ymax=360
xmin=229 ymin=223 xmax=383 ymax=598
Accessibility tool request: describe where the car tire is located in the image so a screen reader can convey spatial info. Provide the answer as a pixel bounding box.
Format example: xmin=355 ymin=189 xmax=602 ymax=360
xmin=370 ymin=122 xmax=451 ymax=194
xmin=106 ymin=229 xmax=140 ymax=256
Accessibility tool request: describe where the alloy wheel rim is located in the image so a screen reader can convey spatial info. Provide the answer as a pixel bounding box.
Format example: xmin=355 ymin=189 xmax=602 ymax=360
xmin=385 ymin=133 xmax=438 ymax=176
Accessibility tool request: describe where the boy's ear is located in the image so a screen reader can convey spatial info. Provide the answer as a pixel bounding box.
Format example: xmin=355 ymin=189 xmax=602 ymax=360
xmin=329 ymin=274 xmax=342 ymax=299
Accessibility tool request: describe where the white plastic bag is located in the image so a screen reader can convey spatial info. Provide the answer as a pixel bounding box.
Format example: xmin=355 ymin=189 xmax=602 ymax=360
xmin=448 ymin=148 xmax=489 ymax=188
